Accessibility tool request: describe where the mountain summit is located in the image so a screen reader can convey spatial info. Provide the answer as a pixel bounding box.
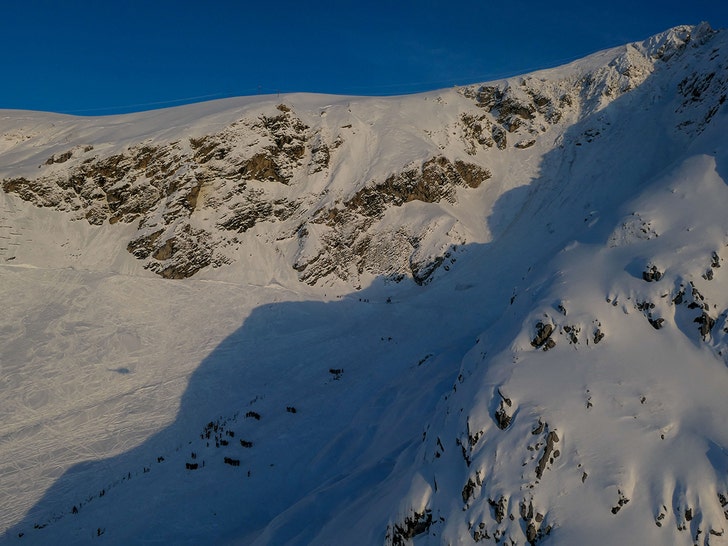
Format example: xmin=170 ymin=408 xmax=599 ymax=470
xmin=2 ymin=23 xmax=728 ymax=545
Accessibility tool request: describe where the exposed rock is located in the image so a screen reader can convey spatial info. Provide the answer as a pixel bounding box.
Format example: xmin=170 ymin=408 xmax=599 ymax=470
xmin=345 ymin=156 xmax=489 ymax=217
xmin=2 ymin=107 xmax=319 ymax=279
xmin=695 ymin=312 xmax=716 ymax=338
xmin=563 ymin=324 xmax=580 ymax=344
xmin=642 ymin=264 xmax=663 ymax=282
xmin=470 ymin=85 xmax=502 ymax=109
xmin=144 ymin=226 xmax=214 ymax=279
xmin=531 ymin=420 xmax=545 ymax=435
xmin=492 ymin=125 xmax=507 ymax=150
xmin=515 ymin=139 xmax=536 ymax=149
xmin=611 ymin=490 xmax=630 ymax=515
xmin=488 ymin=496 xmax=508 ymax=524
xmin=689 ymin=282 xmax=707 ymax=308
xmin=239 ymin=152 xmax=284 ymax=183
xmin=217 ymin=194 xmax=275 ymax=233
xmin=535 ymin=431 xmax=559 ymax=479
xmin=520 ymin=499 xmax=535 ymax=521
xmin=460 ymin=77 xmax=572 ymax=151
xmin=495 ymin=401 xmax=512 ymax=430
xmin=410 ymin=254 xmax=446 ymax=286
xmin=45 ymin=150 xmax=74 ymax=165
xmin=497 ymin=94 xmax=536 ymax=126
xmin=649 ymin=317 xmax=665 ymax=330
xmin=293 ymin=156 xmax=486 ymax=286
xmin=462 ymin=471 xmax=483 ymax=504
xmin=308 ymin=137 xmax=330 ymax=173
xmin=494 ymin=390 xmax=513 ymax=430
xmin=673 ymin=288 xmax=686 ymax=305
xmin=712 ymin=251 xmax=721 ymax=268
xmin=531 ymin=322 xmax=555 ymax=349
xmin=460 ymin=113 xmax=494 ymax=154
xmin=387 ymin=509 xmax=433 ymax=546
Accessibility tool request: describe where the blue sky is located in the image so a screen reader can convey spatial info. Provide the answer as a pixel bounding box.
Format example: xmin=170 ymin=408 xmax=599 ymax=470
xmin=2 ymin=1 xmax=727 ymax=115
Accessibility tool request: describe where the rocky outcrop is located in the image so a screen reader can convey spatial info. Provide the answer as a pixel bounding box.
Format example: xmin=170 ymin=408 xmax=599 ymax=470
xmin=642 ymin=264 xmax=663 ymax=282
xmin=4 ymin=143 xmax=182 ymax=225
xmin=2 ymin=96 xmax=494 ymax=286
xmin=344 ymin=156 xmax=489 ymax=217
xmin=531 ymin=321 xmax=555 ymax=350
xmin=386 ymin=509 xmax=433 ymax=546
xmin=674 ymin=26 xmax=727 ymax=135
xmin=1 ymin=104 xmax=319 ymax=278
xmin=292 ymin=156 xmax=489 ymax=286
xmin=535 ymin=430 xmax=560 ymax=480
xmin=190 ymin=104 xmax=309 ymax=185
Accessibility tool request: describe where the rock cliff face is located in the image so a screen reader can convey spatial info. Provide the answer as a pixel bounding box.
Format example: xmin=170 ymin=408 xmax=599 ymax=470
xmin=2 ymin=103 xmax=491 ymax=284
xmin=294 ymin=156 xmax=490 ymax=285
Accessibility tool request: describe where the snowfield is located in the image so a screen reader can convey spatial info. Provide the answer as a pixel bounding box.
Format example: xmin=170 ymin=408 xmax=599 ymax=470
xmin=2 ymin=22 xmax=728 ymax=545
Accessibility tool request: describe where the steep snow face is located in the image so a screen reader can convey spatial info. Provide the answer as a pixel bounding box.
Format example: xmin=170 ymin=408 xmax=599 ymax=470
xmin=386 ymin=156 xmax=728 ymax=546
xmin=2 ymin=22 xmax=728 ymax=546
xmin=379 ymin=25 xmax=728 ymax=546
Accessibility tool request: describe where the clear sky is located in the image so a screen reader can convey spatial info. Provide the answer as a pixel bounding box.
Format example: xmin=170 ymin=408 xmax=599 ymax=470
xmin=2 ymin=0 xmax=727 ymax=115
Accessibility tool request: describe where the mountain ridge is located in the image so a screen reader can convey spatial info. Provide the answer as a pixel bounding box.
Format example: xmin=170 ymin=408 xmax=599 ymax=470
xmin=1 ymin=23 xmax=720 ymax=289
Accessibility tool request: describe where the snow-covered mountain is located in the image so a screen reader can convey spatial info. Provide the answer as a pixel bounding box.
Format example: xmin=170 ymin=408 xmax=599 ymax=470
xmin=2 ymin=22 xmax=728 ymax=545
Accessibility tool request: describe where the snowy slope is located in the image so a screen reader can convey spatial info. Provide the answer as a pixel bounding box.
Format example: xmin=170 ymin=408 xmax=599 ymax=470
xmin=2 ymin=22 xmax=728 ymax=545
